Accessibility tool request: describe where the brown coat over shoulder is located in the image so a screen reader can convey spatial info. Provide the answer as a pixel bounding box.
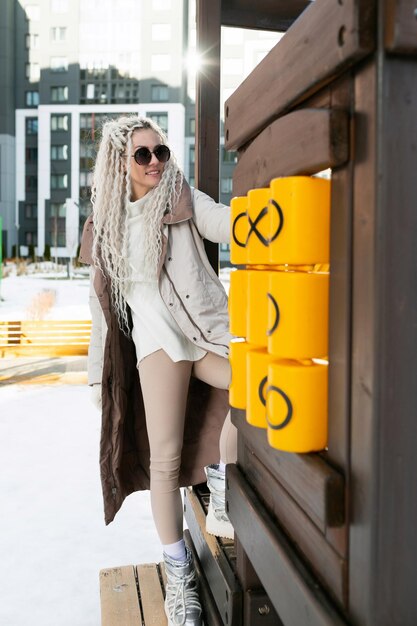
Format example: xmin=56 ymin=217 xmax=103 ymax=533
xmin=79 ymin=181 xmax=232 ymax=524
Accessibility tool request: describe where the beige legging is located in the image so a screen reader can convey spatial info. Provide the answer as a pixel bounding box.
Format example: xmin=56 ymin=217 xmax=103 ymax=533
xmin=138 ymin=349 xmax=237 ymax=545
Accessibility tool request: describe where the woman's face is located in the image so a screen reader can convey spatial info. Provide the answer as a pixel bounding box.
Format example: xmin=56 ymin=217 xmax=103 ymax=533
xmin=129 ymin=128 xmax=167 ymax=200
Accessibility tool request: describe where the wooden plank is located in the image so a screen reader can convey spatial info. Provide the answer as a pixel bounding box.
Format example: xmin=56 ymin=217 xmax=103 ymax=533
xmin=371 ymin=53 xmax=417 ymax=624
xmin=183 ymin=487 xmax=242 ymax=625
xmin=385 ymin=0 xmax=417 ymax=53
xmin=232 ymin=108 xmax=349 ymax=195
xmin=224 ymin=0 xmax=375 ymax=150
xmin=221 ymin=0 xmax=311 ymax=31
xmin=239 ymin=443 xmax=348 ymax=607
xmin=350 ymin=52 xmax=417 ymax=625
xmin=232 ymin=409 xmax=345 ymax=531
xmin=195 ymin=0 xmax=221 ymax=271
xmin=349 ymin=57 xmax=378 ymax=626
xmin=99 ymin=566 xmax=141 ymax=626
xmin=227 ymin=464 xmax=348 ymax=626
xmin=136 ymin=564 xmax=167 ymax=626
xmin=0 ymin=345 xmax=89 ymax=357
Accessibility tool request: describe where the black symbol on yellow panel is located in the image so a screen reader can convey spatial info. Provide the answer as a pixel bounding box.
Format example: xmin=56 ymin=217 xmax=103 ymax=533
xmin=232 ymin=200 xmax=284 ymax=248
xmin=266 ymin=292 xmax=280 ymax=336
xmin=266 ymin=386 xmax=293 ymax=430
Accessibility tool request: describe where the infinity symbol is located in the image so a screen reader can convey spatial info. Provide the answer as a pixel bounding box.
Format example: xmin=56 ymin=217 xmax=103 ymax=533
xmin=257 ymin=378 xmax=293 ymax=430
xmin=232 ymin=199 xmax=284 ymax=249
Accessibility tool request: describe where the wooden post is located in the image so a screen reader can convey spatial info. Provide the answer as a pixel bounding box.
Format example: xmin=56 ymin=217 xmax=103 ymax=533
xmin=195 ymin=0 xmax=221 ymax=270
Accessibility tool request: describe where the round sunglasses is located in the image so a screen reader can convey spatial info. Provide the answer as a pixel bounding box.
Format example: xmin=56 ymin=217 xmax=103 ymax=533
xmin=132 ymin=144 xmax=171 ymax=166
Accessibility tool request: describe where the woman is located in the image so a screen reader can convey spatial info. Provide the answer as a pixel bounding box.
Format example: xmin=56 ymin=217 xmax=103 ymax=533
xmin=79 ymin=115 xmax=237 ymax=625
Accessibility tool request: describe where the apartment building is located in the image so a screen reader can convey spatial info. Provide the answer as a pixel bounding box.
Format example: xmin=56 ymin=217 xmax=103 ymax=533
xmin=0 ymin=0 xmax=280 ymax=260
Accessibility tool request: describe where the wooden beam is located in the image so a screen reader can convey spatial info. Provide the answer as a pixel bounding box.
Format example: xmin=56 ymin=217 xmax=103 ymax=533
xmin=232 ymin=409 xmax=345 ymax=531
xmin=239 ymin=444 xmax=348 ymax=607
xmin=183 ymin=487 xmax=242 ymax=625
xmin=195 ymin=0 xmax=221 ymax=270
xmin=224 ymin=0 xmax=376 ymax=150
xmin=232 ymin=108 xmax=349 ymax=195
xmin=221 ymin=0 xmax=311 ymax=31
xmin=385 ymin=0 xmax=417 ymax=53
xmin=227 ymin=465 xmax=348 ymax=625
xmin=350 ymin=50 xmax=417 ymax=625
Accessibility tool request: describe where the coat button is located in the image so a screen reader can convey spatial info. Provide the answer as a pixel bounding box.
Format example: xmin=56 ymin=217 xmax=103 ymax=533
xmin=168 ymin=256 xmax=172 ymax=261
xmin=207 ymin=330 xmax=211 ymax=334
xmin=185 ymin=294 xmax=190 ymax=299
xmin=193 ymin=337 xmax=197 ymax=341
xmin=169 ymin=302 xmax=173 ymax=306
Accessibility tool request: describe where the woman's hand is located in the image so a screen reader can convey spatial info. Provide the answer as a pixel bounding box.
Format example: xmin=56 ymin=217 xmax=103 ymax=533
xmin=90 ymin=384 xmax=102 ymax=410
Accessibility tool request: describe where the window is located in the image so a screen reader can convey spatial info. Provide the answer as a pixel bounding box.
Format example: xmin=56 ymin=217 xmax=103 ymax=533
xmin=151 ymin=84 xmax=168 ymax=102
xmin=51 ymin=145 xmax=68 ymax=160
xmin=26 ymin=147 xmax=38 ymax=162
xmin=50 ymin=57 xmax=68 ymax=72
xmin=26 ymin=175 xmax=38 ymax=192
xmin=51 ymin=114 xmax=68 ymax=131
xmin=86 ymin=84 xmax=95 ymax=100
xmin=25 ymin=91 xmax=39 ymax=106
xmin=26 ymin=63 xmax=40 ymax=82
xmin=51 ymin=27 xmax=67 ymax=42
xmin=189 ymin=146 xmax=195 ymax=164
xmin=25 ymin=204 xmax=37 ymax=219
xmin=80 ymin=143 xmax=95 ymax=169
xmin=222 ymin=148 xmax=237 ymax=163
xmin=151 ymin=55 xmax=171 ymax=72
xmin=51 ymin=86 xmax=68 ymax=102
xmin=51 ymin=0 xmax=68 ymax=12
xmin=26 ymin=33 xmax=39 ymax=49
xmin=221 ymin=177 xmax=233 ymax=194
xmin=25 ymin=231 xmax=38 ymax=245
xmin=51 ymin=174 xmax=68 ymax=189
xmin=189 ymin=118 xmax=195 ymax=136
xmin=26 ymin=118 xmax=38 ymax=134
xmin=152 ymin=24 xmax=171 ymax=41
xmin=25 ymin=5 xmax=40 ymax=20
xmin=53 ymin=232 xmax=66 ymax=246
xmin=147 ymin=112 xmax=168 ymax=133
xmin=50 ymin=202 xmax=66 ymax=217
xmin=79 ymin=172 xmax=93 ymax=187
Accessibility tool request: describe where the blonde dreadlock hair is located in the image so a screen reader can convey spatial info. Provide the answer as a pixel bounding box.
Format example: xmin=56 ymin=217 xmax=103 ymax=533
xmin=91 ymin=115 xmax=184 ymax=334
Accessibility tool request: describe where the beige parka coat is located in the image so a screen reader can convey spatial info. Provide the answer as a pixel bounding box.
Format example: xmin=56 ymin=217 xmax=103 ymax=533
xmin=79 ymin=181 xmax=232 ymax=524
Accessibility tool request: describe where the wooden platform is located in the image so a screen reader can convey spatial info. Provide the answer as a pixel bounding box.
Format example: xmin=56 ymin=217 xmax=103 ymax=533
xmin=99 ymin=528 xmax=224 ymax=626
xmin=100 ymin=562 xmax=167 ymax=626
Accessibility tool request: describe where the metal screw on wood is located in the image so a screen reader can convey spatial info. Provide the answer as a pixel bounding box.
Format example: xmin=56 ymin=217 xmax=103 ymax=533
xmin=258 ymin=604 xmax=271 ymax=615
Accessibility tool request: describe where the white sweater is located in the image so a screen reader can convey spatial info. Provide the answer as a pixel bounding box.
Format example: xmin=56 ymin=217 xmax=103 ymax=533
xmin=123 ymin=193 xmax=207 ymax=364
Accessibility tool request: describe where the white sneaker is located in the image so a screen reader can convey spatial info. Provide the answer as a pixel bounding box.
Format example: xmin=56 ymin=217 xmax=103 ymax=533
xmin=204 ymin=464 xmax=234 ymax=540
xmin=164 ymin=547 xmax=203 ymax=626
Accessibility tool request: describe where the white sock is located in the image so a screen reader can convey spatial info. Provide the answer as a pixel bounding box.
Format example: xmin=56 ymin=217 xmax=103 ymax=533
xmin=218 ymin=461 xmax=226 ymax=473
xmin=163 ymin=538 xmax=187 ymax=562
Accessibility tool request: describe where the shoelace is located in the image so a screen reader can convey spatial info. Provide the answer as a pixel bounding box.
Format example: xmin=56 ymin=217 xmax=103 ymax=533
xmin=165 ymin=570 xmax=201 ymax=626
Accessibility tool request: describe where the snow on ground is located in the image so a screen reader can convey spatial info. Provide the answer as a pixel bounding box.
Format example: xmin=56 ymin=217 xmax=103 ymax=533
xmin=0 ymin=384 xmax=161 ymax=626
xmin=0 ymin=267 xmax=231 ymax=321
xmin=0 ymin=272 xmax=91 ymax=321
